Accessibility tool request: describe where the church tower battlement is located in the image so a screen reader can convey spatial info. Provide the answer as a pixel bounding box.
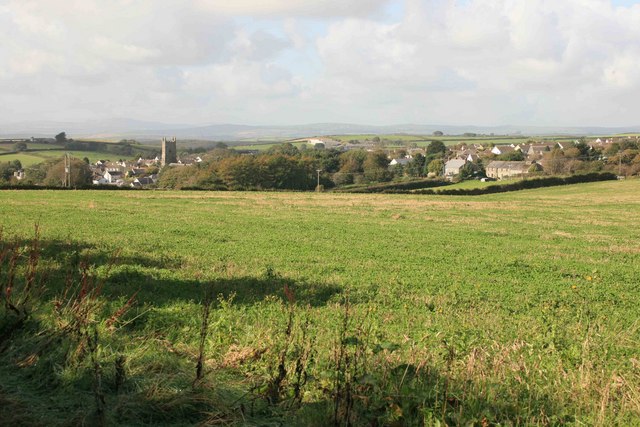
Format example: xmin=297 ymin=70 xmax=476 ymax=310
xmin=161 ymin=136 xmax=177 ymax=166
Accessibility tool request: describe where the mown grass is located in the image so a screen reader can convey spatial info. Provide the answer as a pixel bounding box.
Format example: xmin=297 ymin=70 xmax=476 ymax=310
xmin=1 ymin=180 xmax=639 ymax=425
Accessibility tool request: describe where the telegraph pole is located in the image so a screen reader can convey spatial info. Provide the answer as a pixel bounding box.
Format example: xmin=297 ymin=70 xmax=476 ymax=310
xmin=619 ymin=150 xmax=622 ymax=177
xmin=64 ymin=153 xmax=71 ymax=187
xmin=316 ymin=169 xmax=322 ymax=192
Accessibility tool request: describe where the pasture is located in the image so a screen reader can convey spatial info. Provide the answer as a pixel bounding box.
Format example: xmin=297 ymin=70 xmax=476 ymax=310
xmin=0 ymin=180 xmax=639 ymax=425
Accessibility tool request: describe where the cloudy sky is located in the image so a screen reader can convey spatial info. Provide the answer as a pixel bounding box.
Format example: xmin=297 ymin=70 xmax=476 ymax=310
xmin=1 ymin=0 xmax=640 ymax=127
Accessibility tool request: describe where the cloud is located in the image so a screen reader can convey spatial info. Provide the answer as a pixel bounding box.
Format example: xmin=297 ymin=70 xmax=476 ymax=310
xmin=307 ymin=0 xmax=640 ymax=125
xmin=1 ymin=0 xmax=640 ymax=126
xmin=195 ymin=0 xmax=390 ymax=18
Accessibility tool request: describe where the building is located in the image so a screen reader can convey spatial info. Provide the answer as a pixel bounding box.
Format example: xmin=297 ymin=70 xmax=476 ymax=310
xmin=491 ymin=145 xmax=517 ymax=156
xmin=444 ymin=158 xmax=467 ymax=178
xmin=104 ymin=170 xmax=123 ymax=184
xmin=162 ymin=137 xmax=177 ymax=166
xmin=389 ymin=157 xmax=411 ymax=167
xmin=485 ymin=161 xmax=538 ymax=179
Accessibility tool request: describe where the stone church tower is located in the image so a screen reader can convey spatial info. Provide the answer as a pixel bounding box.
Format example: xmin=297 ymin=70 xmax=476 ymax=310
xmin=161 ymin=137 xmax=177 ymax=166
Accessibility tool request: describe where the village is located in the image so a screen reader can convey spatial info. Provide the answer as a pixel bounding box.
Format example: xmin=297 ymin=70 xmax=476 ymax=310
xmin=2 ymin=133 xmax=638 ymax=189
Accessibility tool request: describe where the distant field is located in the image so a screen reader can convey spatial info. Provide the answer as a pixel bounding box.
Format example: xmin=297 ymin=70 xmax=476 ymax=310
xmin=231 ymin=141 xmax=308 ymax=151
xmin=0 ymin=180 xmax=639 ymax=425
xmin=0 ymin=153 xmax=48 ymax=166
xmin=0 ymin=150 xmax=114 ymax=165
xmin=327 ymin=134 xmax=584 ymax=147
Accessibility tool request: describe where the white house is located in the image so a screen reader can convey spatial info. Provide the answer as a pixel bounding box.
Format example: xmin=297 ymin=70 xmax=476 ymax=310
xmin=491 ymin=145 xmax=516 ymax=155
xmin=444 ymin=159 xmax=466 ymax=177
xmin=389 ymin=157 xmax=411 ymax=167
xmin=104 ymin=170 xmax=123 ymax=184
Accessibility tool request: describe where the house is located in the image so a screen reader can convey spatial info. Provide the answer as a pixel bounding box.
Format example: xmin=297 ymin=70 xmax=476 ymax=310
xmin=444 ymin=158 xmax=467 ymax=178
xmin=491 ymin=145 xmax=516 ymax=155
xmin=556 ymin=141 xmax=576 ymax=150
xmin=130 ymin=177 xmax=155 ymax=188
xmin=465 ymin=153 xmax=480 ymax=163
xmin=389 ymin=157 xmax=411 ymax=167
xmin=104 ymin=170 xmax=123 ymax=184
xmin=13 ymin=170 xmax=25 ymax=180
xmin=523 ymin=144 xmax=552 ymax=159
xmin=485 ymin=161 xmax=539 ymax=179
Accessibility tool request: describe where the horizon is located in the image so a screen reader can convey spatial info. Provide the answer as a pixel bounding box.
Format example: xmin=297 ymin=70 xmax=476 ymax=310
xmin=2 ymin=0 xmax=640 ymax=128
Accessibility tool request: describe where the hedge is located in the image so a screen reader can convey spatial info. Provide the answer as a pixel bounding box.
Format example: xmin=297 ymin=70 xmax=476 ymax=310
xmin=0 ymin=184 xmax=137 ymax=191
xmin=335 ymin=179 xmax=450 ymax=194
xmin=411 ymin=173 xmax=617 ymax=196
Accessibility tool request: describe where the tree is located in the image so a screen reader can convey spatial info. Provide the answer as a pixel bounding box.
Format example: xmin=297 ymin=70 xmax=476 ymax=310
xmin=458 ymin=162 xmax=480 ymax=180
xmin=55 ymin=132 xmax=67 ymax=144
xmin=496 ymin=151 xmax=525 ymax=161
xmin=433 ymin=131 xmax=444 ymax=136
xmin=425 ymin=140 xmax=447 ymax=158
xmin=12 ymin=141 xmax=27 ymax=152
xmin=427 ymin=159 xmax=444 ymax=176
xmin=217 ymin=156 xmax=263 ymax=190
xmin=267 ymin=143 xmax=300 ymax=157
xmin=406 ymin=153 xmax=426 ymax=177
xmin=44 ymin=157 xmax=92 ymax=187
xmin=362 ymin=151 xmax=392 ymax=182
xmin=543 ymin=148 xmax=567 ymax=175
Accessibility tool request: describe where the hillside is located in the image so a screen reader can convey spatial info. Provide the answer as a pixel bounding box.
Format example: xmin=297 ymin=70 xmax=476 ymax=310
xmin=0 ymin=181 xmax=639 ymax=425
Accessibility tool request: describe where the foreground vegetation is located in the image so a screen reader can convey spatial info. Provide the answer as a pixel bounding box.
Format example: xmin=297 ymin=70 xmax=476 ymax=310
xmin=1 ymin=180 xmax=639 ymax=425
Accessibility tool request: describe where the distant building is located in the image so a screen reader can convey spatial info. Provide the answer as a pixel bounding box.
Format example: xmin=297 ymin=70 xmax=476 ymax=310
xmin=389 ymin=157 xmax=411 ymax=167
xmin=491 ymin=145 xmax=516 ymax=156
xmin=162 ymin=137 xmax=177 ymax=166
xmin=444 ymin=158 xmax=467 ymax=177
xmin=104 ymin=170 xmax=123 ymax=184
xmin=486 ymin=161 xmax=539 ymax=179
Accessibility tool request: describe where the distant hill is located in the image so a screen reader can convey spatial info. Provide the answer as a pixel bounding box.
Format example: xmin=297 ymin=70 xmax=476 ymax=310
xmin=1 ymin=119 xmax=638 ymax=141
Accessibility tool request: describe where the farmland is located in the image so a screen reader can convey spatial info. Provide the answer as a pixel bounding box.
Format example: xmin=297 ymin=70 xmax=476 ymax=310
xmin=1 ymin=180 xmax=640 ymax=425
xmin=0 ymin=140 xmax=159 ymax=168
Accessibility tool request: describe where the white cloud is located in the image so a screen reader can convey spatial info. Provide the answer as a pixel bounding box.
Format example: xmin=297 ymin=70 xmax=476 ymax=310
xmin=1 ymin=0 xmax=640 ymax=126
xmin=195 ymin=0 xmax=390 ymax=18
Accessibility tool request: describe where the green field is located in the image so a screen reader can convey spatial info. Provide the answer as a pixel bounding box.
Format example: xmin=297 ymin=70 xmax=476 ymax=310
xmin=439 ymin=177 xmax=523 ymax=190
xmin=0 ymin=150 xmax=121 ymax=167
xmin=1 ymin=181 xmax=639 ymax=425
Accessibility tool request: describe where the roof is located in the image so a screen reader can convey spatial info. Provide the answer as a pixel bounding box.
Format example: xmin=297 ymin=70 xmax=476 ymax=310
xmin=492 ymin=145 xmax=516 ymax=154
xmin=486 ymin=161 xmax=530 ymax=171
xmin=445 ymin=159 xmax=466 ymax=168
xmin=135 ymin=177 xmax=154 ymax=185
xmin=389 ymin=158 xmax=411 ymax=166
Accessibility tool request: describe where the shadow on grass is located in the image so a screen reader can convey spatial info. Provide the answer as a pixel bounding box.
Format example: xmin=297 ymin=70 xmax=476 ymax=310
xmin=2 ymin=237 xmax=342 ymax=308
xmin=104 ymin=269 xmax=342 ymax=307
xmin=0 ymin=236 xmax=576 ymax=426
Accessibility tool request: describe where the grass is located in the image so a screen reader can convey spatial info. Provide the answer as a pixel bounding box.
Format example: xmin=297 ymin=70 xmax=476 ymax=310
xmin=1 ymin=180 xmax=639 ymax=425
xmin=230 ymin=141 xmax=308 ymax=151
xmin=0 ymin=150 xmax=123 ymax=166
xmin=439 ymin=177 xmax=523 ymax=190
xmin=0 ymin=153 xmax=50 ymax=167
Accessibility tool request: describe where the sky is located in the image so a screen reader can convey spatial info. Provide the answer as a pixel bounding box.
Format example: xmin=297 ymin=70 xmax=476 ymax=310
xmin=1 ymin=0 xmax=640 ymax=127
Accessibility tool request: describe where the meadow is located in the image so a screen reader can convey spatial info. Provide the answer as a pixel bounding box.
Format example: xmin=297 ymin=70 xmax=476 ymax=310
xmin=1 ymin=180 xmax=639 ymax=425
xmin=0 ymin=149 xmax=121 ymax=166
